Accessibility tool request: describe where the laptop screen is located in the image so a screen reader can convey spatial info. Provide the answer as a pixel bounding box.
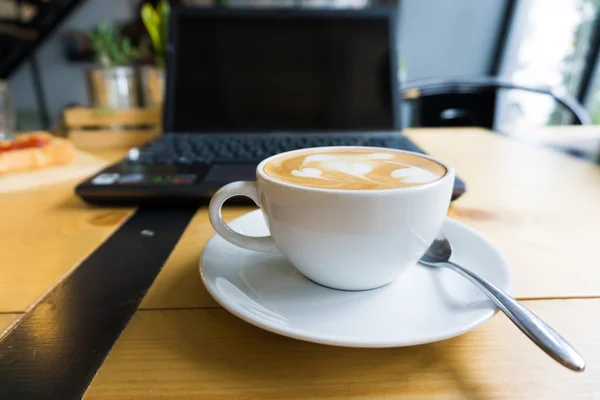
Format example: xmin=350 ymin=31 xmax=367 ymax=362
xmin=166 ymin=9 xmax=399 ymax=133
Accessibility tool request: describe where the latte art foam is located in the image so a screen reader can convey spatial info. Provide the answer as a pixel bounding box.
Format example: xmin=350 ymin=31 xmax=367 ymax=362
xmin=263 ymin=148 xmax=446 ymax=190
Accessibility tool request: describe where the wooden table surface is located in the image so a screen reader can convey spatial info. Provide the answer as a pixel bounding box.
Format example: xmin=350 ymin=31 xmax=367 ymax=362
xmin=508 ymin=125 xmax=600 ymax=156
xmin=2 ymin=127 xmax=600 ymax=398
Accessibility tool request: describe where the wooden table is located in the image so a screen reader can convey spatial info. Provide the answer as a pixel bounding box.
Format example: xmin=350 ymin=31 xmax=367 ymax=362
xmin=2 ymin=127 xmax=600 ymax=399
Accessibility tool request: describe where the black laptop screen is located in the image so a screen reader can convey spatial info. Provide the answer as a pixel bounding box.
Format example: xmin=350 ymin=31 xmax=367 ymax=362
xmin=167 ymin=10 xmax=398 ymax=132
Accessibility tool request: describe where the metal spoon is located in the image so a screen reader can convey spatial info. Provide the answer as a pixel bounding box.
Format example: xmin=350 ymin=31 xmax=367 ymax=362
xmin=420 ymin=234 xmax=586 ymax=372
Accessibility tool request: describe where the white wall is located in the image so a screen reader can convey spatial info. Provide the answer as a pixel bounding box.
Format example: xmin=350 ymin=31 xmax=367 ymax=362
xmin=8 ymin=0 xmax=507 ymax=128
xmin=400 ymin=0 xmax=506 ymax=81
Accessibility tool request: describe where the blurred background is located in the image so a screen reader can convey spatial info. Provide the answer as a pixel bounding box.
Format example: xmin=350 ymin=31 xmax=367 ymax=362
xmin=1 ymin=0 xmax=600 ymax=141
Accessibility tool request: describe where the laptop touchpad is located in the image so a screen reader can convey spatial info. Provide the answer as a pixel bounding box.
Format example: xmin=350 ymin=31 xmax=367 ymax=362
xmin=203 ymin=164 xmax=258 ymax=183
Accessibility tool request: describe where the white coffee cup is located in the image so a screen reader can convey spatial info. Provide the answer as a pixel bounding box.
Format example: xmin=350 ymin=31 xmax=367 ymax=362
xmin=209 ymin=147 xmax=455 ymax=291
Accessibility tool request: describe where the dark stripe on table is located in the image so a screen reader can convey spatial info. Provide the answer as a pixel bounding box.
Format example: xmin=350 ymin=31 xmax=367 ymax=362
xmin=0 ymin=207 xmax=196 ymax=399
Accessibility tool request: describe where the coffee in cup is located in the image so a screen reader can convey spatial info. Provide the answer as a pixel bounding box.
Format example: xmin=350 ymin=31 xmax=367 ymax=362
xmin=262 ymin=148 xmax=447 ymax=190
xmin=209 ymin=146 xmax=454 ymax=291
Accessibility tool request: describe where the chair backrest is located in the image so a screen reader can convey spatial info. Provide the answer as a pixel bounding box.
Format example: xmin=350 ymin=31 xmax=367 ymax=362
xmin=405 ymin=87 xmax=497 ymax=129
xmin=402 ymin=77 xmax=591 ymax=129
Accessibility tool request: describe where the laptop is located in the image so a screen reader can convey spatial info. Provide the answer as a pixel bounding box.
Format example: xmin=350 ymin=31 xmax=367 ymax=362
xmin=76 ymin=7 xmax=465 ymax=206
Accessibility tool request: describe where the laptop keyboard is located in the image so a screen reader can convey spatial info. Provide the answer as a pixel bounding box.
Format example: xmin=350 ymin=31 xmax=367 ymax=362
xmin=129 ymin=133 xmax=423 ymax=165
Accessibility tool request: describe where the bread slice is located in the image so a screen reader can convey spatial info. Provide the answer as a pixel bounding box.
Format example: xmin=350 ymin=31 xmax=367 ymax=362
xmin=0 ymin=132 xmax=76 ymax=175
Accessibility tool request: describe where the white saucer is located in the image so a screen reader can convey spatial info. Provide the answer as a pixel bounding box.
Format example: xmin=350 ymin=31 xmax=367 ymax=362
xmin=200 ymin=210 xmax=511 ymax=347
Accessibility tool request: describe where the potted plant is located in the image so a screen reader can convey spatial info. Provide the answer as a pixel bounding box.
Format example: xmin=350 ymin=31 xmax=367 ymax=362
xmin=86 ymin=22 xmax=145 ymax=109
xmin=140 ymin=0 xmax=170 ymax=107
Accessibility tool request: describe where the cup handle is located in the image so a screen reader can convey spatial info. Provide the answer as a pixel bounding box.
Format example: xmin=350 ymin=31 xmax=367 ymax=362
xmin=208 ymin=181 xmax=280 ymax=254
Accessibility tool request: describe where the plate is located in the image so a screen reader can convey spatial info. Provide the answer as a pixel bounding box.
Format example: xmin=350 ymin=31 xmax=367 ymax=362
xmin=200 ymin=210 xmax=511 ymax=347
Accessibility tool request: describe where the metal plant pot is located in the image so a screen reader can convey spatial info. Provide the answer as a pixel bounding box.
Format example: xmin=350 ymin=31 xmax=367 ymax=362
xmin=140 ymin=66 xmax=165 ymax=108
xmin=86 ymin=67 xmax=141 ymax=109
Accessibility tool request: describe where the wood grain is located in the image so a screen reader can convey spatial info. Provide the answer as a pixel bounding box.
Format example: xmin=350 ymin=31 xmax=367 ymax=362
xmin=84 ymin=148 xmax=129 ymax=164
xmin=64 ymin=108 xmax=161 ymax=127
xmin=506 ymin=125 xmax=600 ymax=154
xmin=0 ymin=209 xmax=196 ymax=400
xmin=0 ymin=181 xmax=133 ymax=313
xmin=69 ymin=129 xmax=160 ymax=151
xmin=64 ymin=107 xmax=161 ymax=151
xmin=0 ymin=146 xmax=131 ymax=313
xmin=3 ymin=128 xmax=600 ymax=314
xmin=139 ymin=207 xmax=255 ymax=310
xmin=406 ymin=128 xmax=600 ymax=299
xmin=0 ymin=314 xmax=21 ymax=338
xmin=140 ymin=128 xmax=600 ymax=309
xmin=3 ymin=128 xmax=600 ymax=398
xmin=84 ymin=299 xmax=599 ymax=399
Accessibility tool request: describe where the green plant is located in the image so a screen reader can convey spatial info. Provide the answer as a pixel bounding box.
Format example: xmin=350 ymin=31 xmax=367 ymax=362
xmin=88 ymin=22 xmax=144 ymax=68
xmin=141 ymin=0 xmax=170 ymax=68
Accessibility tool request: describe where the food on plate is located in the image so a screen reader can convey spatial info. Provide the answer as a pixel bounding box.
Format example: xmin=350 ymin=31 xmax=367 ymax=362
xmin=0 ymin=132 xmax=76 ymax=175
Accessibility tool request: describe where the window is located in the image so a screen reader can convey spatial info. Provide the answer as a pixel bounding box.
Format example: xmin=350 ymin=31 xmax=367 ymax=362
xmin=497 ymin=0 xmax=598 ymax=133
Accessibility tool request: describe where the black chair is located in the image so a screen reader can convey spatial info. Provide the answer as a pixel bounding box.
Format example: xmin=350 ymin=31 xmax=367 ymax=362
xmin=402 ymin=77 xmax=591 ymax=129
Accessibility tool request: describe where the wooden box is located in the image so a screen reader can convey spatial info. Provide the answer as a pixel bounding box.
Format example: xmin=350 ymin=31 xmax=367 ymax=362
xmin=64 ymin=107 xmax=161 ymax=150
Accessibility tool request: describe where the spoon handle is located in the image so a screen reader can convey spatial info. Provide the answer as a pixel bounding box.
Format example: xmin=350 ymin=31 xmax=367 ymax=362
xmin=443 ymin=260 xmax=585 ymax=372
